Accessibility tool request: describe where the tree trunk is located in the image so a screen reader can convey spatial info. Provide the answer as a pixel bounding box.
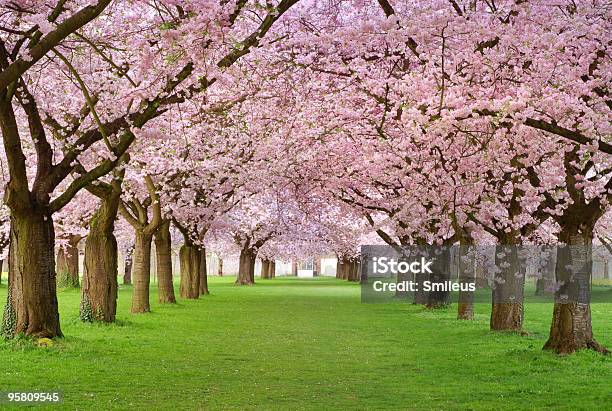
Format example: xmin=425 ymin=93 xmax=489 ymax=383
xmin=131 ymin=231 xmax=153 ymax=313
xmin=1 ymin=209 xmax=62 ymax=338
xmin=67 ymin=236 xmax=79 ymax=287
xmin=57 ymin=236 xmax=80 ymax=288
xmin=236 ymin=248 xmax=255 ymax=285
xmin=81 ymin=191 xmax=120 ymax=323
xmin=199 ymin=247 xmax=209 ymax=295
xmin=314 ymin=258 xmax=321 ymax=276
xmin=56 ymin=247 xmax=68 ymax=286
xmin=218 ymin=258 xmax=223 ymax=276
xmin=270 ymin=261 xmax=276 ymax=278
xmin=474 ymin=253 xmax=488 ymax=288
xmin=347 ymin=260 xmax=360 ymax=282
xmin=179 ymin=244 xmax=200 ymax=298
xmin=292 ymin=260 xmax=298 ymax=276
xmin=412 ymin=270 xmax=429 ymax=305
xmin=535 ymin=278 xmax=546 ymax=296
xmin=427 ymin=247 xmax=451 ymax=308
xmin=535 ymin=247 xmax=556 ymax=296
xmin=155 ymin=220 xmax=176 ymax=304
xmin=346 ymin=260 xmax=354 ymax=281
xmin=336 ymin=258 xmax=343 ymax=279
xmin=342 ymin=260 xmax=350 ymax=280
xmin=123 ymin=245 xmax=133 ymax=285
xmin=490 ymin=245 xmax=525 ymax=331
xmin=457 ymin=245 xmax=475 ymax=320
xmin=543 ymin=227 xmax=608 ymax=354
xmin=261 ymin=259 xmax=270 ymax=279
xmin=249 ymin=253 xmax=256 ymax=283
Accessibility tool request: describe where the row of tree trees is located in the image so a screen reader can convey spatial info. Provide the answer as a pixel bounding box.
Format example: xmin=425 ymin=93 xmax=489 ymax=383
xmin=0 ymin=0 xmax=609 ymax=357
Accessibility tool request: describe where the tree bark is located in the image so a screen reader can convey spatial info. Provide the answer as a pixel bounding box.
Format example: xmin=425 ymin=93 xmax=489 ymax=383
xmin=412 ymin=270 xmax=429 ymax=305
xmin=270 ymin=261 xmax=276 ymax=278
xmin=218 ymin=258 xmax=223 ymax=276
xmin=426 ymin=247 xmax=451 ymax=308
xmin=123 ymin=245 xmax=133 ymax=285
xmin=179 ymin=244 xmax=200 ymax=298
xmin=261 ymin=259 xmax=270 ymax=279
xmin=81 ymin=188 xmax=120 ymax=323
xmin=155 ymin=220 xmax=176 ymax=304
xmin=347 ymin=260 xmax=360 ymax=282
xmin=543 ymin=227 xmax=608 ymax=354
xmin=199 ymin=247 xmax=209 ymax=295
xmin=292 ymin=260 xmax=298 ymax=276
xmin=335 ymin=258 xmax=343 ymax=279
xmin=535 ymin=246 xmax=555 ymax=296
xmin=490 ymin=245 xmax=525 ymax=331
xmin=236 ymin=248 xmax=255 ymax=285
xmin=457 ymin=245 xmax=475 ymax=320
xmin=119 ymin=175 xmax=163 ymax=312
xmin=131 ymin=231 xmax=153 ymax=313
xmin=1 ymin=209 xmax=62 ymax=338
xmin=56 ymin=247 xmax=68 ymax=286
xmin=249 ymin=252 xmax=256 ymax=283
xmin=474 ymin=253 xmax=488 ymax=288
xmin=57 ymin=235 xmax=80 ymax=288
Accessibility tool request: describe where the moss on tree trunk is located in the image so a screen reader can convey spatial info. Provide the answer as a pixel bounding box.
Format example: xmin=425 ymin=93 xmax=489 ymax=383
xmin=81 ymin=189 xmax=120 ymax=322
xmin=1 ymin=210 xmax=62 ymax=338
xmin=57 ymin=235 xmax=80 ymax=288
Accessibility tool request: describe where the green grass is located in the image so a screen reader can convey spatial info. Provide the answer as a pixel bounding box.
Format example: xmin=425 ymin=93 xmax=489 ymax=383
xmin=0 ymin=276 xmax=611 ymax=410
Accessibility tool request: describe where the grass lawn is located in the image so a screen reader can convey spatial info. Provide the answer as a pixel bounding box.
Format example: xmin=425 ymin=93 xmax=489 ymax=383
xmin=0 ymin=276 xmax=611 ymax=410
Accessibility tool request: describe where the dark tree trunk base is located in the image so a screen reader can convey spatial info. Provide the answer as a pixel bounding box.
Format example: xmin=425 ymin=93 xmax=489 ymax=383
xmin=543 ymin=302 xmax=609 ymax=355
xmin=179 ymin=245 xmax=200 ymax=299
xmin=155 ymin=220 xmax=176 ymax=304
xmin=457 ymin=302 xmax=474 ymax=320
xmin=235 ymin=248 xmax=255 ymax=286
xmin=490 ymin=302 xmax=523 ymax=331
xmin=199 ymin=248 xmax=209 ymax=295
xmin=81 ymin=234 xmax=118 ymax=322
xmin=2 ymin=210 xmax=62 ymax=338
xmin=131 ymin=232 xmax=153 ymax=313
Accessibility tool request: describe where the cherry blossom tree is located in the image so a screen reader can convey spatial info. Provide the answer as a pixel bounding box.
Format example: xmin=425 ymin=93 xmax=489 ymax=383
xmin=0 ymin=0 xmax=302 ymax=337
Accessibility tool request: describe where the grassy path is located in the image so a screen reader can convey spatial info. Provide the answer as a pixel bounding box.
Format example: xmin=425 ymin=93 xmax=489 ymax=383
xmin=0 ymin=277 xmax=611 ymax=410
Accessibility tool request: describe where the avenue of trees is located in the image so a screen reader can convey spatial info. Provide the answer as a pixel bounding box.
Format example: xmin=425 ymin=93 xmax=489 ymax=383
xmin=0 ymin=0 xmax=610 ymax=356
